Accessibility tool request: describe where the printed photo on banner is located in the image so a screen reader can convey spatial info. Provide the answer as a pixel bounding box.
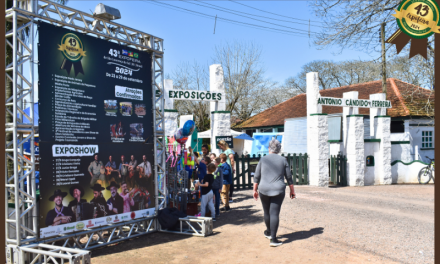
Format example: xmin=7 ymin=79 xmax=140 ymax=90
xmin=130 ymin=123 xmax=144 ymax=138
xmin=134 ymin=104 xmax=146 ymax=117
xmin=120 ymin=102 xmax=133 ymax=116
xmin=104 ymin=100 xmax=118 ymax=116
xmin=110 ymin=121 xmax=126 ymax=142
xmin=40 ymin=146 xmax=155 ymax=238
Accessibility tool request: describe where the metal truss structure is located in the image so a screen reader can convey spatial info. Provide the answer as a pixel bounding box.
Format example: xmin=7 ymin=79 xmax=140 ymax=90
xmin=158 ymin=216 xmax=213 ymax=237
xmin=5 ymin=0 xmax=166 ymax=262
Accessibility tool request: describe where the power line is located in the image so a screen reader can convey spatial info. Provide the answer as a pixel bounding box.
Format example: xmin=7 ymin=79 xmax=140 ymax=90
xmin=143 ymin=0 xmax=319 ymax=37
xmin=229 ymin=0 xmax=322 ymax=23
xmin=195 ymin=0 xmax=324 ymax=28
xmin=143 ymin=0 xmax=376 ymax=44
xmin=182 ymin=0 xmax=323 ymax=34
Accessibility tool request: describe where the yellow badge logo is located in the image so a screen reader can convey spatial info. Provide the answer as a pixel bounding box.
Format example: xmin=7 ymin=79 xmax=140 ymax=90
xmin=393 ymin=0 xmax=440 ymax=39
xmin=76 ymin=222 xmax=85 ymax=230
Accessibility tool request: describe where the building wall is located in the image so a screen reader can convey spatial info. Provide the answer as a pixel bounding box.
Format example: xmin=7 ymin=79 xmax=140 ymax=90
xmin=405 ymin=119 xmax=435 ymax=162
xmin=391 ymin=160 xmax=431 ymax=183
xmin=364 ymin=142 xmax=380 ymax=185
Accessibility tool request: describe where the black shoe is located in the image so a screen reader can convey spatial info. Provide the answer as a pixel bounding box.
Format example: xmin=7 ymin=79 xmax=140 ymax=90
xmin=225 ymin=206 xmax=231 ymax=211
xmin=264 ymin=230 xmax=271 ymax=239
xmin=270 ymin=239 xmax=283 ymax=247
xmin=220 ymin=207 xmax=226 ymax=212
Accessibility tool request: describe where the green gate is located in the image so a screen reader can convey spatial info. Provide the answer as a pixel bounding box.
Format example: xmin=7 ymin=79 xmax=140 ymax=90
xmin=330 ymin=153 xmax=347 ymax=186
xmin=233 ymin=153 xmax=309 ymax=190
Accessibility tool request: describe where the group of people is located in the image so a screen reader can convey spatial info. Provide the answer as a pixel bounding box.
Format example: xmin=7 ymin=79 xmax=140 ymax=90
xmin=45 ymin=180 xmax=150 ymax=227
xmin=104 ymin=102 xmax=117 ymax=110
xmin=182 ymin=141 xmax=236 ymax=221
xmin=120 ymin=103 xmax=132 ymax=115
xmin=186 ymin=139 xmax=297 ymax=247
xmin=89 ymin=154 xmax=152 ymax=191
xmin=134 ymin=104 xmax=146 ymax=115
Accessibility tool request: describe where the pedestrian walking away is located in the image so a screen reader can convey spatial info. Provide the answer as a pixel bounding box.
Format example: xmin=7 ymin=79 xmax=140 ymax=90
xmin=253 ymin=139 xmax=296 ymax=247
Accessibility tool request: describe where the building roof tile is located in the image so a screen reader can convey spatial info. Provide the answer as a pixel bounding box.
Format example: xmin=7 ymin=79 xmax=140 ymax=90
xmin=234 ymin=78 xmax=434 ymax=129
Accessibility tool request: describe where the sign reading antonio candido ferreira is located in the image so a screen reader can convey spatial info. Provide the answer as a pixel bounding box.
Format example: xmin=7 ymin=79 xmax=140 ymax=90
xmin=317 ymin=97 xmax=392 ymax=108
xmin=168 ymin=89 xmax=224 ymax=102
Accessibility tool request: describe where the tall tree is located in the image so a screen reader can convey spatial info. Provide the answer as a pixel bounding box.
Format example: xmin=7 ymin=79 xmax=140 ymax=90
xmin=170 ymin=61 xmax=211 ymax=132
xmin=309 ymin=0 xmax=434 ymax=88
xmin=213 ymin=41 xmax=276 ymax=121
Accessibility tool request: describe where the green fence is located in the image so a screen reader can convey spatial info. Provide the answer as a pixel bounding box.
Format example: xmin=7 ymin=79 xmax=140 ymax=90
xmin=330 ymin=154 xmax=347 ymax=186
xmin=233 ymin=153 xmax=309 ymax=190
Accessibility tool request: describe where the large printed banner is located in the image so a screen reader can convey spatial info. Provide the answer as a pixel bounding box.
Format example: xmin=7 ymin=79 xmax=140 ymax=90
xmin=38 ymin=22 xmax=155 ymax=238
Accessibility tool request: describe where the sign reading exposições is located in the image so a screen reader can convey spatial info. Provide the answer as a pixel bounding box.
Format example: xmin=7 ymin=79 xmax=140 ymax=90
xmin=317 ymin=97 xmax=392 ymax=108
xmin=168 ymin=89 xmax=224 ymax=102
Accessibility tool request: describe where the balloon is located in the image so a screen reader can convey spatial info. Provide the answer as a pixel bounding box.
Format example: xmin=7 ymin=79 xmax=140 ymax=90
xmin=182 ymin=120 xmax=195 ymax=136
xmin=174 ymin=128 xmax=184 ymax=140
xmin=176 ymin=137 xmax=188 ymax=144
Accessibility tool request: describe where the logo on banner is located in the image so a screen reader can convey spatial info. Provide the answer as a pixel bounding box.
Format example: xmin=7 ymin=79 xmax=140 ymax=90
xmin=130 ymin=211 xmax=136 ymax=219
xmin=128 ymin=52 xmax=133 ymax=57
xmin=121 ymin=215 xmax=129 ymax=220
xmin=86 ymin=220 xmax=94 ymax=228
xmin=122 ymin=49 xmax=128 ymax=55
xmin=387 ymin=0 xmax=440 ymax=59
xmin=113 ymin=215 xmax=120 ymax=223
xmin=76 ymin=222 xmax=85 ymax=230
xmin=106 ymin=217 xmax=112 ymax=223
xmin=64 ymin=226 xmax=75 ymax=231
xmin=58 ymin=33 xmax=86 ymax=76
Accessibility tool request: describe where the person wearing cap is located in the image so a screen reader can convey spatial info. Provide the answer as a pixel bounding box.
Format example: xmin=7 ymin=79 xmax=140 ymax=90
xmin=217 ymin=140 xmax=236 ymax=202
xmin=45 ymin=189 xmax=75 ymax=226
xmin=106 ymin=181 xmax=123 ymax=215
xmin=68 ymin=184 xmax=88 ymax=221
xmin=90 ymin=183 xmax=108 ymax=218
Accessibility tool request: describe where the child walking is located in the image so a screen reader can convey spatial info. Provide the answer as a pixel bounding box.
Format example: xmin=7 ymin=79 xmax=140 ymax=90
xmin=195 ymin=163 xmax=216 ymax=221
xmin=212 ymin=157 xmax=223 ymax=218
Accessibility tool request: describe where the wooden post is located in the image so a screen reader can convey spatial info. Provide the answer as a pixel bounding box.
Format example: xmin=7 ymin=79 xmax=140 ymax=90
xmin=381 ymin=22 xmax=387 ymax=97
xmin=247 ymin=154 xmax=251 ymax=189
xmin=300 ymin=155 xmax=302 ymax=184
xmin=304 ymin=153 xmax=308 ymax=185
xmin=436 ymin=21 xmax=439 ymax=91
xmin=292 ymin=154 xmax=297 ymax=185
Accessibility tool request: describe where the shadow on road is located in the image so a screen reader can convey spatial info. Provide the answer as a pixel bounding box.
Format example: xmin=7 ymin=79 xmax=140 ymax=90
xmin=279 ymin=227 xmax=324 ymax=244
xmin=92 ymin=192 xmax=260 ymax=258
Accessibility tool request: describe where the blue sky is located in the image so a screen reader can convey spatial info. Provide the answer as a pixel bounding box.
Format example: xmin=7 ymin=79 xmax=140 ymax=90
xmin=66 ymin=0 xmax=381 ymax=85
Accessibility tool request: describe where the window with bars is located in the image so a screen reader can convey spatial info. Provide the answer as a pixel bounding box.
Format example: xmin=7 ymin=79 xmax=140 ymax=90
xmin=422 ymin=131 xmax=433 ymax=148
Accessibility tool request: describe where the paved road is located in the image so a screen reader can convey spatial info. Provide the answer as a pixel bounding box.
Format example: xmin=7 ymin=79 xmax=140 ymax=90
xmin=91 ymin=185 xmax=434 ymax=264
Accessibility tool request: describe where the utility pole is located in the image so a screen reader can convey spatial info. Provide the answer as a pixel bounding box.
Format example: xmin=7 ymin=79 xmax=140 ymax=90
xmin=381 ymin=22 xmax=387 ymax=97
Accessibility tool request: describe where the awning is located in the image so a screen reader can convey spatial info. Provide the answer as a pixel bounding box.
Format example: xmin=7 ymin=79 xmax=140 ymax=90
xmin=197 ymin=129 xmax=242 ymax=139
xmin=234 ymin=133 xmax=254 ymax=140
